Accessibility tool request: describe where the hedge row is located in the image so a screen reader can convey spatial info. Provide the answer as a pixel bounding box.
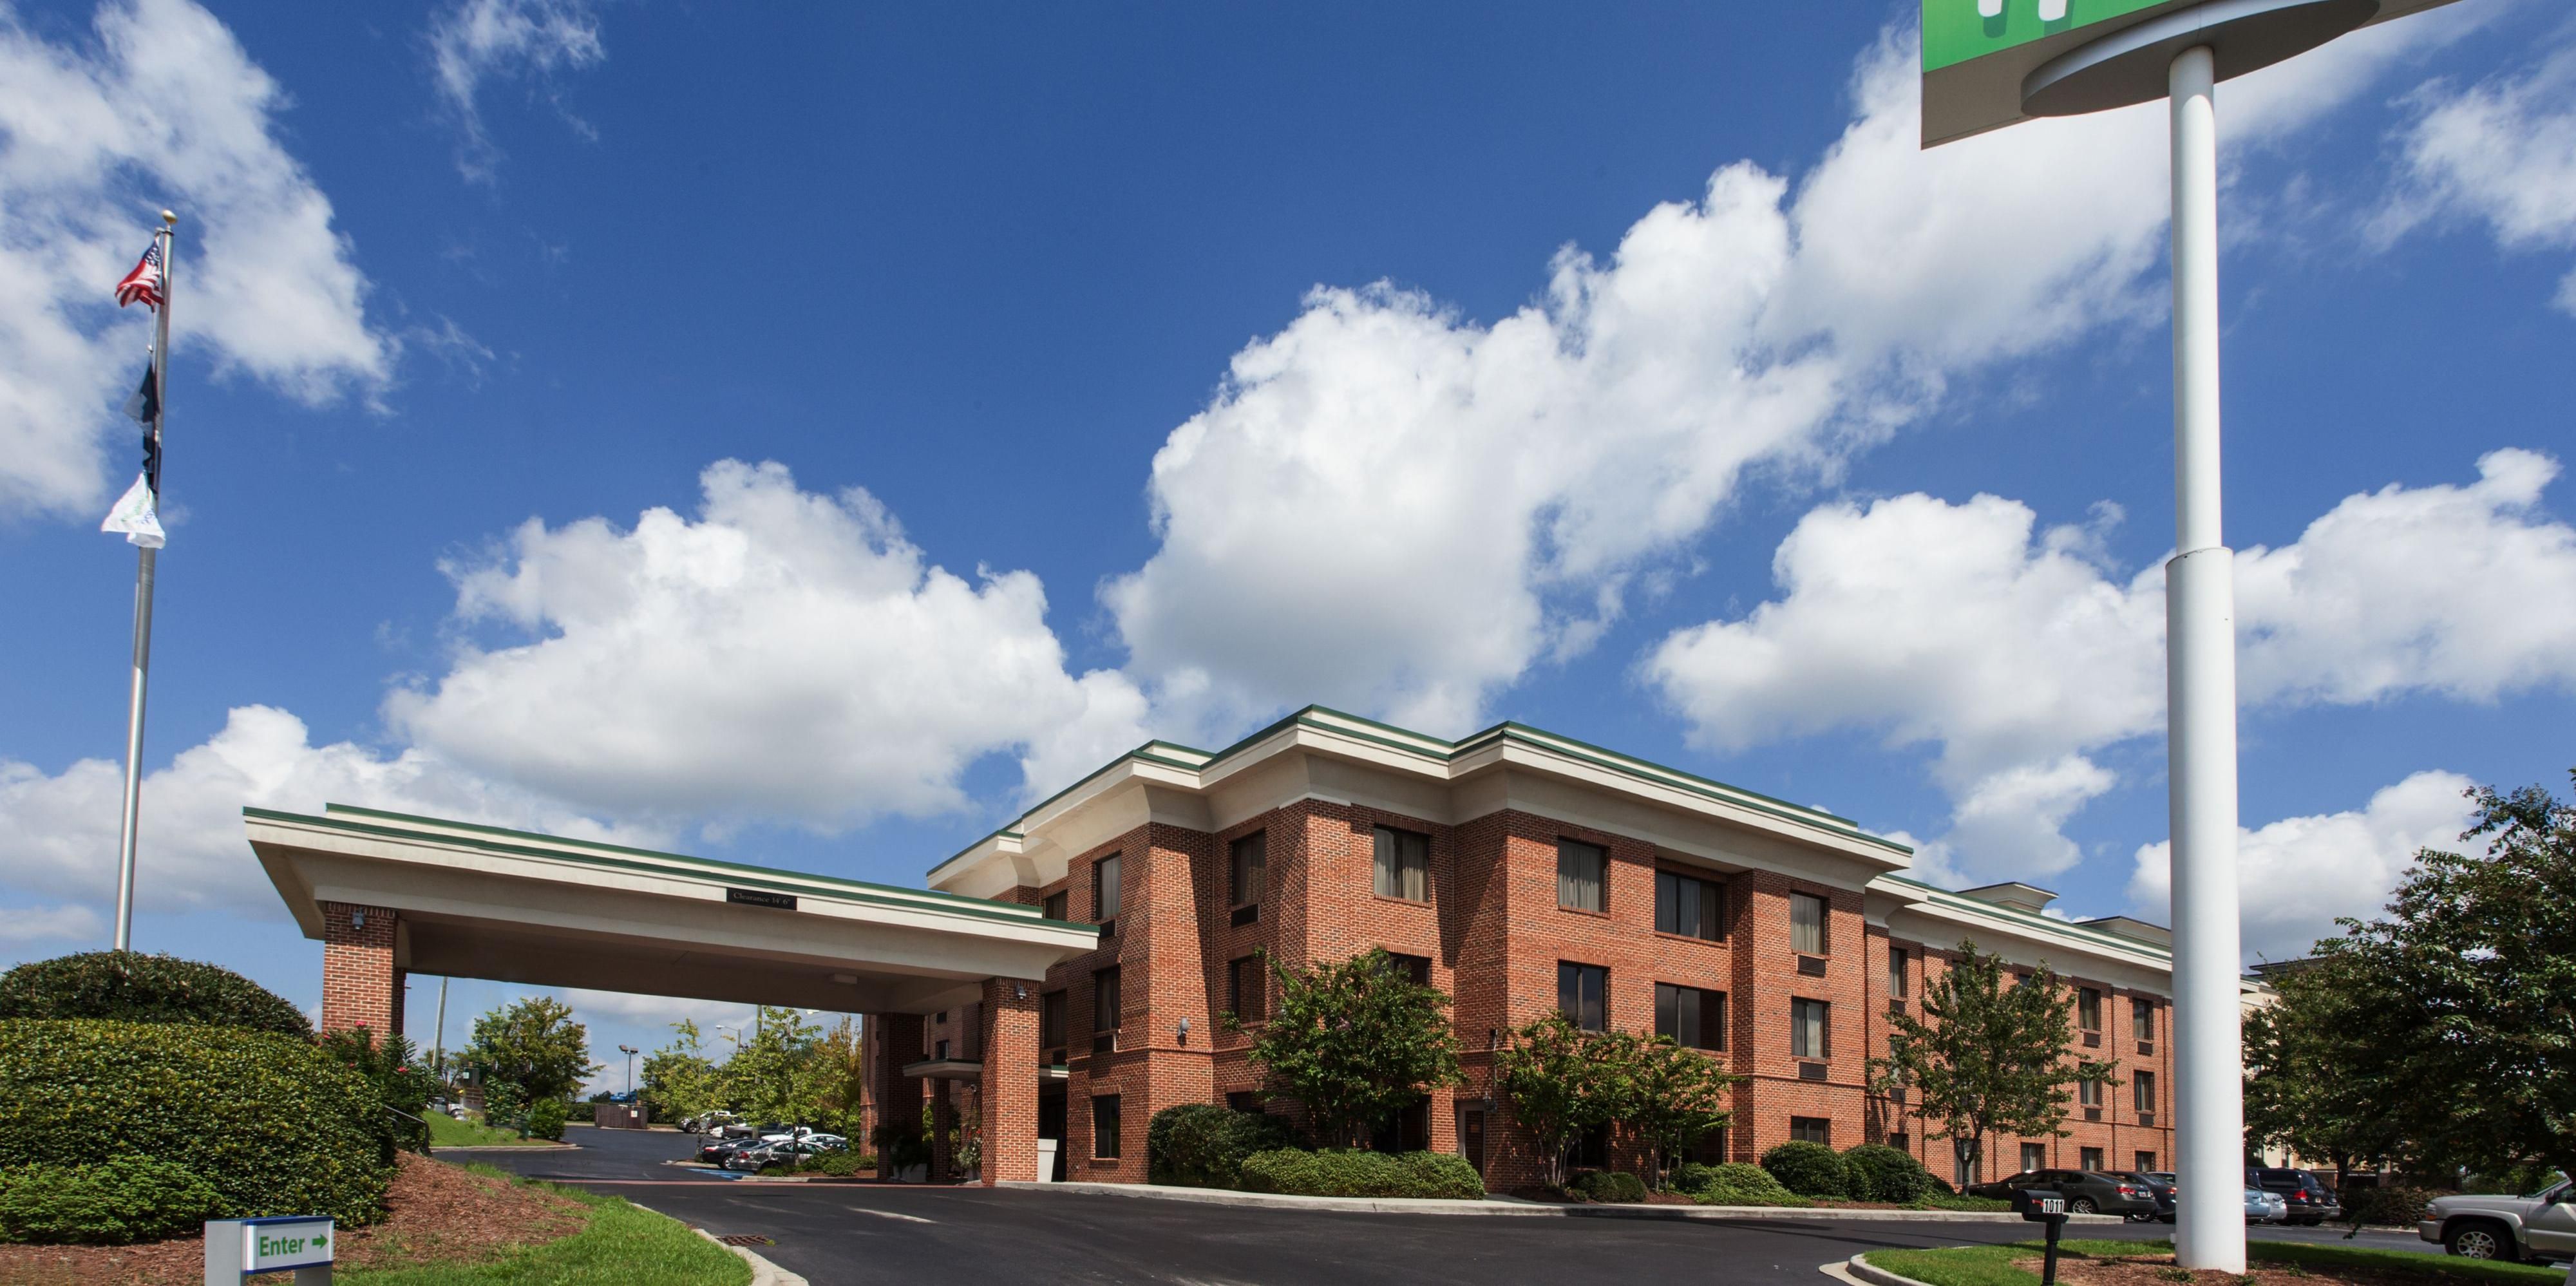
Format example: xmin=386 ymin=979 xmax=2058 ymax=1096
xmin=1146 ymin=1104 xmax=1296 ymax=1189
xmin=0 ymin=952 xmax=309 ymax=1037
xmin=0 ymin=1157 xmax=225 ymax=1244
xmin=1238 ymin=1149 xmax=1484 ymax=1200
xmin=1758 ymin=1140 xmax=1935 ymax=1202
xmin=0 ymin=1020 xmax=396 ymax=1225
xmin=1677 ymin=1160 xmax=1812 ymax=1208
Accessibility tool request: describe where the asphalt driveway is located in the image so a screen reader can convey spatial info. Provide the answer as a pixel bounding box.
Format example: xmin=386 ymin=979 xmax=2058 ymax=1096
xmin=458 ymin=1130 xmax=2447 ymax=1286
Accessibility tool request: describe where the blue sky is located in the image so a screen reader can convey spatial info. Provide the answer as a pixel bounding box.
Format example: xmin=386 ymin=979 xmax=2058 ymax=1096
xmin=3 ymin=0 xmax=2573 ymax=1079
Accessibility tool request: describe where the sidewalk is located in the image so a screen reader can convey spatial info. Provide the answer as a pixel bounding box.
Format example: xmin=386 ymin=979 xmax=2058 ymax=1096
xmin=999 ymin=1180 xmax=2128 ymax=1223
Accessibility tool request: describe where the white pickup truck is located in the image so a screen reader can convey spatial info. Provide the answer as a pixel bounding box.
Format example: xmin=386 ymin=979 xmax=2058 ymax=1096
xmin=2421 ymin=1181 xmax=2576 ymax=1262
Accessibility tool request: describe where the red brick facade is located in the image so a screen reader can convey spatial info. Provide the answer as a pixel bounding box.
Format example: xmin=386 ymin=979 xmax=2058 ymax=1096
xmin=967 ymin=799 xmax=2172 ymax=1189
xmin=319 ymin=900 xmax=402 ymax=1041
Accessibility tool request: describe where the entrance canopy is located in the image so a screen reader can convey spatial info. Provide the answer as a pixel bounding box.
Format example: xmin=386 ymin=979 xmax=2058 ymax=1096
xmin=247 ymin=804 xmax=1097 ymax=1016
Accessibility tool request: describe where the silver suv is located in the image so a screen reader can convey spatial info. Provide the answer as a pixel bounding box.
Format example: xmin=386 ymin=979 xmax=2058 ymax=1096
xmin=2421 ymin=1180 xmax=2576 ymax=1262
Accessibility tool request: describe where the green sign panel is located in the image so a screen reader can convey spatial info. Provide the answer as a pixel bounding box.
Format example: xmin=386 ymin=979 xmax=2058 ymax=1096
xmin=1923 ymin=0 xmax=2171 ymax=72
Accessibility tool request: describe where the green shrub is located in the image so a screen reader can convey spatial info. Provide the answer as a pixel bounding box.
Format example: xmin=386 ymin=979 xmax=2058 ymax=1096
xmin=1687 ymin=1161 xmax=1812 ymax=1207
xmin=1913 ymin=1191 xmax=2011 ymax=1211
xmin=801 ymin=1150 xmax=864 ymax=1177
xmin=1571 ymin=1170 xmax=1648 ymax=1203
xmin=1147 ymin=1103 xmax=1298 ymax=1188
xmin=0 ymin=1019 xmax=395 ymax=1224
xmin=1844 ymin=1144 xmax=1935 ymax=1203
xmin=1237 ymin=1148 xmax=1484 ymax=1199
xmin=316 ymin=1028 xmax=435 ymax=1154
xmin=1761 ymin=1140 xmax=1850 ymax=1197
xmin=2340 ymin=1184 xmax=2441 ymax=1229
xmin=0 ymin=952 xmax=309 ymax=1037
xmin=0 ymin=1157 xmax=224 ymax=1244
xmin=567 ymin=1101 xmax=597 ymax=1122
xmin=526 ymin=1098 xmax=569 ymax=1141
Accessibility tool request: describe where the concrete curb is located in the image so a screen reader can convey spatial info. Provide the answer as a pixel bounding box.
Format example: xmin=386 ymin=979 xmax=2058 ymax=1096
xmin=429 ymin=1142 xmax=582 ymax=1153
xmin=1845 ymin=1251 xmax=1942 ymax=1286
xmin=998 ymin=1180 xmax=2128 ymax=1223
xmin=688 ymin=1226 xmax=808 ymax=1286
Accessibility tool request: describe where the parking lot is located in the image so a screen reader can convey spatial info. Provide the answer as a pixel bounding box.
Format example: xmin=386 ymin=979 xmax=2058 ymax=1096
xmin=453 ymin=1129 xmax=2451 ymax=1286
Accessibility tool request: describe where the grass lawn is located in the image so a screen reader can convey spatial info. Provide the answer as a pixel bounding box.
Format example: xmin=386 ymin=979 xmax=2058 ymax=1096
xmin=428 ymin=1111 xmax=554 ymax=1148
xmin=342 ymin=1177 xmax=750 ymax=1285
xmin=1866 ymin=1238 xmax=2566 ymax=1286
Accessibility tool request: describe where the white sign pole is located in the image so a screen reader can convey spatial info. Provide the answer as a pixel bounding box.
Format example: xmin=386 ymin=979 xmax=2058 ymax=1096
xmin=2164 ymin=42 xmax=2248 ymax=1275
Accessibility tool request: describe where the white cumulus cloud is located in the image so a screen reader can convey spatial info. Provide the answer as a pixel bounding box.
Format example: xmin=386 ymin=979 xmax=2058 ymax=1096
xmin=428 ymin=0 xmax=605 ymax=183
xmin=1648 ymin=451 xmax=2576 ymax=882
xmin=0 ymin=0 xmax=389 ymax=518
xmin=2376 ymin=40 xmax=2576 ymax=312
xmin=1104 ymin=23 xmax=2435 ymax=741
xmin=2128 ymin=770 xmax=2479 ymax=963
xmin=386 ymin=459 xmax=1148 ymax=828
xmin=0 ymin=904 xmax=106 ymax=955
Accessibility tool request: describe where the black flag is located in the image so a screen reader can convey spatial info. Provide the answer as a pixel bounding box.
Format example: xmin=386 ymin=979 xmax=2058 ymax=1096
xmin=122 ymin=366 xmax=161 ymax=493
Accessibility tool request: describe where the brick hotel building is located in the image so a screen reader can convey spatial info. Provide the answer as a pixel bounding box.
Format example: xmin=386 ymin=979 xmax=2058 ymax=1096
xmin=875 ymin=708 xmax=2177 ymax=1190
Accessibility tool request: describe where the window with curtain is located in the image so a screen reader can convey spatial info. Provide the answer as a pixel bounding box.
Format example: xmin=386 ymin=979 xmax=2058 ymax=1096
xmin=1790 ymin=892 xmax=1827 ymax=954
xmin=1042 ymin=889 xmax=1068 ymax=921
xmin=2134 ymin=1070 xmax=2156 ymax=1113
xmin=1888 ymin=946 xmax=1909 ymax=998
xmin=2078 ymin=987 xmax=2103 ymax=1030
xmin=1558 ymin=839 xmax=1605 ymax=912
xmin=2132 ymin=998 xmax=2155 ymax=1042
xmin=1558 ymin=961 xmax=1607 ymax=1031
xmin=1372 ymin=826 xmax=1430 ymax=902
xmin=1791 ymin=1117 xmax=1832 ymax=1146
xmin=1228 ymin=955 xmax=1265 ymax=1023
xmin=1790 ymin=997 xmax=1830 ymax=1059
xmin=1093 ymin=852 xmax=1121 ymax=922
xmin=1383 ymin=952 xmax=1432 ymax=987
xmin=1654 ymin=982 xmax=1725 ymax=1050
xmin=2078 ymin=1077 xmax=2102 ymax=1107
xmin=1039 ymin=990 xmax=1066 ymax=1050
xmin=1092 ymin=967 xmax=1121 ymax=1032
xmin=1229 ymin=831 xmax=1265 ymax=907
xmin=1654 ymin=870 xmax=1723 ymax=940
xmin=1092 ymin=1095 xmax=1122 ymax=1159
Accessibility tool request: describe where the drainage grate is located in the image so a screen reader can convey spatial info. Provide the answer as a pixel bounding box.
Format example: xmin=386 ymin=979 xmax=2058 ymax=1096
xmin=715 ymin=1234 xmax=774 ymax=1247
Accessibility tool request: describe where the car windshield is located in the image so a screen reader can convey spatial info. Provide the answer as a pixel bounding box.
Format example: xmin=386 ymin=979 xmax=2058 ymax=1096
xmin=2530 ymin=1180 xmax=2571 ymax=1200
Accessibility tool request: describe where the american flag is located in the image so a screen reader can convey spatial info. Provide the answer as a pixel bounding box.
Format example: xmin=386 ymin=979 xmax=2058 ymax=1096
xmin=115 ymin=240 xmax=164 ymax=309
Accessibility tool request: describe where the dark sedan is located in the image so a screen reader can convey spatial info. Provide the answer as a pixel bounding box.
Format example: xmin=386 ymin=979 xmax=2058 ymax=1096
xmin=1968 ymin=1168 xmax=2161 ymax=1217
xmin=2116 ymin=1171 xmax=2176 ymax=1222
xmin=2249 ymin=1167 xmax=2343 ymax=1226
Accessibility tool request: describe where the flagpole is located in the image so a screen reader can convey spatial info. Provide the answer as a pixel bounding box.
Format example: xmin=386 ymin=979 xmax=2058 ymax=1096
xmin=111 ymin=209 xmax=174 ymax=954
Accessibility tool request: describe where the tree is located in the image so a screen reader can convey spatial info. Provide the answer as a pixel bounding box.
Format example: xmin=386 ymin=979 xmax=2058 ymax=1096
xmin=1871 ymin=940 xmax=2115 ymax=1186
xmin=2300 ymin=770 xmax=2576 ymax=1184
xmin=1625 ymin=1035 xmax=1739 ymax=1190
xmin=1240 ymin=949 xmax=1464 ymax=1148
xmin=2242 ymin=963 xmax=2403 ymax=1177
xmin=642 ymin=1019 xmax=722 ymax=1123
xmin=716 ymin=1006 xmax=825 ymax=1125
xmin=802 ymin=1016 xmax=868 ymax=1139
xmin=460 ymin=997 xmax=596 ymax=1106
xmin=1495 ymin=1012 xmax=1633 ymax=1189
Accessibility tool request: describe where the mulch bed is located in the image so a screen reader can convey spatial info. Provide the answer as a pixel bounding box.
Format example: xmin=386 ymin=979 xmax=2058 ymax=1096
xmin=2036 ymin=1250 xmax=2459 ymax=1286
xmin=0 ymin=1153 xmax=587 ymax=1285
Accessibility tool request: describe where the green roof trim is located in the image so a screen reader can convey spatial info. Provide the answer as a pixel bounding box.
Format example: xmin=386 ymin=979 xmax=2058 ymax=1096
xmin=251 ymin=805 xmax=1098 ymax=936
xmin=1881 ymin=873 xmax=2173 ymax=959
xmin=931 ymin=703 xmax=1912 ymax=880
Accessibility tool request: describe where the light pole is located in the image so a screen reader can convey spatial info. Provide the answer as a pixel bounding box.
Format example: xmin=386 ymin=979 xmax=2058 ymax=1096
xmin=620 ymin=1045 xmax=639 ymax=1099
xmin=1920 ymin=0 xmax=2473 ymax=1270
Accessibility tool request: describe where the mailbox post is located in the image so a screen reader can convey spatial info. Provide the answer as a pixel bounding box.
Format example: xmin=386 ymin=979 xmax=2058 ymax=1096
xmin=204 ymin=1216 xmax=333 ymax=1284
xmin=2013 ymin=1189 xmax=2070 ymax=1286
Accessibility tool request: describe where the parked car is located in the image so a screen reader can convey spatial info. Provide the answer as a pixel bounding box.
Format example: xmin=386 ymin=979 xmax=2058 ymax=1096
xmin=725 ymin=1138 xmax=830 ymax=1172
xmin=681 ymin=1111 xmax=740 ymax=1135
xmin=696 ymin=1137 xmax=760 ymax=1166
xmin=2246 ymin=1187 xmax=2289 ymax=1224
xmin=1966 ymin=1169 xmax=2161 ymax=1217
xmin=2248 ymin=1167 xmax=2343 ymax=1226
xmin=2421 ymin=1180 xmax=2576 ymax=1263
xmin=2116 ymin=1171 xmax=2176 ymax=1223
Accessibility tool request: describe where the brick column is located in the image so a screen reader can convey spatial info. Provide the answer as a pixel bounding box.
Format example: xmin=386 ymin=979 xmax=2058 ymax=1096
xmin=980 ymin=976 xmax=1041 ymax=1185
xmin=320 ymin=901 xmax=399 ymax=1042
xmin=869 ymin=1013 xmax=925 ymax=1180
xmin=929 ymin=1083 xmax=957 ymax=1182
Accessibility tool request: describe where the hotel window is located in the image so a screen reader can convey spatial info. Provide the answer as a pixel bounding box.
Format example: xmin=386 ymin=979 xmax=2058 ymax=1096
xmin=2132 ymin=998 xmax=2156 ymax=1043
xmin=1558 ymin=839 xmax=1606 ymax=912
xmin=1654 ymin=870 xmax=1723 ymax=940
xmin=1373 ymin=826 xmax=1430 ymax=902
xmin=1790 ymin=998 xmax=1830 ymax=1059
xmin=2135 ymin=1151 xmax=2158 ymax=1172
xmin=1790 ymin=892 xmax=1828 ymax=955
xmin=1229 ymin=831 xmax=1266 ymax=907
xmin=1790 ymin=1117 xmax=1832 ymax=1146
xmin=1042 ymin=890 xmax=1068 ymax=922
xmin=2078 ymin=987 xmax=2103 ymax=1031
xmin=1092 ymin=1094 xmax=1122 ymax=1159
xmin=2134 ymin=1070 xmax=2157 ymax=1115
xmin=1227 ymin=1091 xmax=1262 ymax=1113
xmin=2078 ymin=1077 xmax=2103 ymax=1108
xmin=1227 ymin=955 xmax=1266 ymax=1023
xmin=1654 ymin=983 xmax=1725 ymax=1051
xmin=1092 ymin=853 xmax=1121 ymax=925
xmin=1558 ymin=961 xmax=1607 ymax=1032
xmin=1383 ymin=952 xmax=1432 ymax=987
xmin=1888 ymin=946 xmax=1910 ymax=999
xmin=2079 ymin=1146 xmax=2105 ymax=1173
xmin=1039 ymin=990 xmax=1067 ymax=1052
xmin=1092 ymin=967 xmax=1121 ymax=1035
xmin=2020 ymin=1142 xmax=2047 ymax=1173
